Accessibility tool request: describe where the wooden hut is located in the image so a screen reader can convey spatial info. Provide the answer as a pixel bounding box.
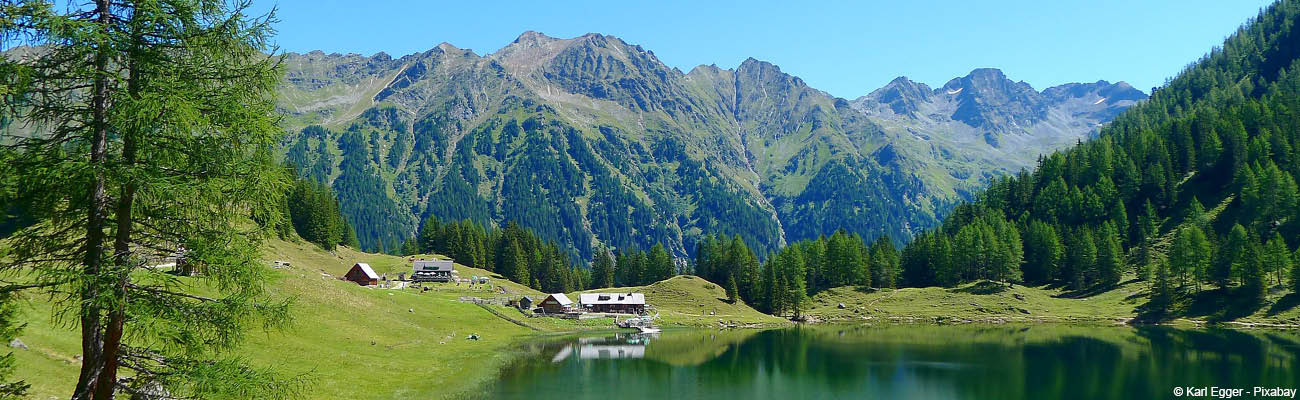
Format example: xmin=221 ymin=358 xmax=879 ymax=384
xmin=344 ymin=263 xmax=379 ymax=286
xmin=538 ymin=294 xmax=574 ymax=314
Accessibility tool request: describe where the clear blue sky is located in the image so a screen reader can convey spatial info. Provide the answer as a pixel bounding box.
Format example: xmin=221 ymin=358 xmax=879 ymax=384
xmin=250 ymin=0 xmax=1274 ymax=98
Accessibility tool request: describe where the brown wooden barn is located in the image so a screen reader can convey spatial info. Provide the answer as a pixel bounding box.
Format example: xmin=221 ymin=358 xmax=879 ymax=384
xmin=344 ymin=263 xmax=379 ymax=286
xmin=538 ymin=294 xmax=574 ymax=314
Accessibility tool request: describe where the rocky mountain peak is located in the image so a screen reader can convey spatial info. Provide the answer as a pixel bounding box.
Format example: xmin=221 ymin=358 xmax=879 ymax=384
xmin=941 ymin=68 xmax=1046 ymax=132
xmin=859 ymin=76 xmax=933 ymax=116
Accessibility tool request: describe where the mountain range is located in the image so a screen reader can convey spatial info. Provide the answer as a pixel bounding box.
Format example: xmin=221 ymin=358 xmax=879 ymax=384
xmin=275 ymin=31 xmax=1146 ymax=260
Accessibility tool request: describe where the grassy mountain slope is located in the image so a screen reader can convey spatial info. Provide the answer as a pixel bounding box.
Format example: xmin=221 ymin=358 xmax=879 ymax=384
xmin=804 ymin=279 xmax=1300 ymax=326
xmin=11 ymin=239 xmax=780 ymax=398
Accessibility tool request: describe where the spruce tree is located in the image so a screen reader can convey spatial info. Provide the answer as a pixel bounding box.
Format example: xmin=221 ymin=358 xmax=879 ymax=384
xmin=725 ymin=274 xmax=739 ymax=304
xmin=1292 ymin=248 xmax=1300 ymax=294
xmin=1150 ymin=259 xmax=1174 ymax=315
xmin=1023 ymin=221 xmax=1063 ymax=285
xmin=1263 ymin=234 xmax=1292 ymax=286
xmin=1170 ymin=226 xmax=1212 ymax=292
xmin=592 ymin=249 xmax=615 ymax=289
xmin=1066 ymin=228 xmax=1096 ymax=290
xmin=1094 ymin=222 xmax=1124 ymax=287
xmin=1214 ymin=225 xmax=1249 ymax=289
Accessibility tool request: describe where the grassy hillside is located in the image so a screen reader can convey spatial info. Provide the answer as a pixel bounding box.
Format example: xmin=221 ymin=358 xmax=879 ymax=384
xmin=804 ymin=277 xmax=1300 ymax=327
xmin=10 ymin=240 xmax=792 ymax=399
xmin=578 ymin=275 xmax=790 ymax=328
xmin=13 ymin=240 xmax=549 ymax=399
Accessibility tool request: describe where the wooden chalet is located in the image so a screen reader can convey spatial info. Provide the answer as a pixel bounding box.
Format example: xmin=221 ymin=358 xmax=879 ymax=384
xmin=345 ymin=263 xmax=379 ymax=286
xmin=538 ymin=294 xmax=574 ymax=314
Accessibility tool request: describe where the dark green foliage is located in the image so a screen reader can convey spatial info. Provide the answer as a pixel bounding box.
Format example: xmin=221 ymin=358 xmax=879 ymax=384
xmin=725 ymin=275 xmax=739 ymax=303
xmin=1235 ymin=230 xmax=1267 ymax=304
xmin=1065 ymin=228 xmax=1096 ymax=291
xmin=591 ymin=249 xmax=616 ymax=289
xmin=1263 ymin=234 xmax=1294 ymax=287
xmin=286 ymin=176 xmax=354 ymax=251
xmin=1170 ymin=226 xmax=1213 ymax=291
xmin=868 ymin=237 xmax=899 ymax=289
xmin=1293 ymin=248 xmax=1300 ymax=294
xmin=1 ymin=0 xmax=301 ymax=396
xmin=1150 ymin=259 xmax=1175 ymax=315
xmin=1094 ymin=222 xmax=1125 ymax=287
xmin=898 ymin=1 xmax=1300 ymax=310
xmin=415 ymin=217 xmax=594 ymax=293
xmin=1215 ymin=225 xmax=1249 ymax=289
xmin=1022 ymin=221 xmax=1063 ymax=285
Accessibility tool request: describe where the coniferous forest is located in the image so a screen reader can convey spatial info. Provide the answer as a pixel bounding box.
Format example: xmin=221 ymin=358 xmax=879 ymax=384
xmin=890 ymin=1 xmax=1300 ymax=317
xmin=453 ymin=0 xmax=1300 ymax=320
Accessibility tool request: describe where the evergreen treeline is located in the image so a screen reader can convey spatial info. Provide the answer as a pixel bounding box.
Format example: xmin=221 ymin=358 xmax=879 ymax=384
xmin=891 ymin=0 xmax=1300 ymax=313
xmin=283 ymin=173 xmax=360 ymax=251
xmin=414 ymin=216 xmax=591 ymax=293
xmin=693 ymin=231 xmax=899 ymax=316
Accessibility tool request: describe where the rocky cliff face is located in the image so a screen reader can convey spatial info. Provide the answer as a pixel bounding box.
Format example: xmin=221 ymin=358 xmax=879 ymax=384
xmin=275 ymin=32 xmax=1145 ymax=261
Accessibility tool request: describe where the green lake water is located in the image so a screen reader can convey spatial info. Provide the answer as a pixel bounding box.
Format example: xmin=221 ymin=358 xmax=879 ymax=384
xmin=490 ymin=325 xmax=1300 ymax=399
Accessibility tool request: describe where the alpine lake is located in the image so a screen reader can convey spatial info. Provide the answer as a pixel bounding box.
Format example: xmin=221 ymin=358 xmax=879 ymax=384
xmin=488 ymin=324 xmax=1300 ymax=400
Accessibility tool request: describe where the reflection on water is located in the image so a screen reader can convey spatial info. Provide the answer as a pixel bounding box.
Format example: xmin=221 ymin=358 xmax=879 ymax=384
xmin=550 ymin=333 xmax=656 ymax=362
xmin=493 ymin=325 xmax=1300 ymax=400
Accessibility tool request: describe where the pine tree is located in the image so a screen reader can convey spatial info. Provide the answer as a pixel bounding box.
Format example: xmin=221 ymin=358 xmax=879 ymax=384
xmin=725 ymin=274 xmax=739 ymax=304
xmin=1170 ymin=226 xmax=1212 ymax=292
xmin=868 ymin=236 xmax=898 ymax=288
xmin=0 ymin=1 xmax=298 ymax=397
xmin=1022 ymin=221 xmax=1063 ymax=284
xmin=1214 ymin=225 xmax=1249 ymax=289
xmin=1292 ymin=248 xmax=1300 ymax=294
xmin=1095 ymin=222 xmax=1125 ymax=287
xmin=592 ymin=249 xmax=615 ymax=289
xmin=1066 ymin=228 xmax=1096 ymax=290
xmin=778 ymin=246 xmax=808 ymax=316
xmin=1150 ymin=259 xmax=1174 ymax=316
xmin=648 ymin=243 xmax=674 ymax=283
xmin=1263 ymin=234 xmax=1292 ymax=287
xmin=1185 ymin=196 xmax=1207 ymax=228
xmin=505 ymin=240 xmax=530 ymax=286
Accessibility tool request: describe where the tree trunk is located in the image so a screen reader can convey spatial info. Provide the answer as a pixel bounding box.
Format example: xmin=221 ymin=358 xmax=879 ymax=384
xmin=72 ymin=1 xmax=114 ymax=399
xmin=95 ymin=13 xmax=145 ymax=397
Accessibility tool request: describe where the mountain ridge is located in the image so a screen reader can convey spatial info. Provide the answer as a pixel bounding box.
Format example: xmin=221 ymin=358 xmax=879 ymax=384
xmin=272 ymin=32 xmax=1146 ymax=262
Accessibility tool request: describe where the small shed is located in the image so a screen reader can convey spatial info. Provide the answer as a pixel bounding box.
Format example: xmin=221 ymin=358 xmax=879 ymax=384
xmin=538 ymin=293 xmax=574 ymax=314
xmin=517 ymin=295 xmax=536 ymax=310
xmin=579 ymin=293 xmax=646 ymax=314
xmin=345 ymin=263 xmax=379 ymax=286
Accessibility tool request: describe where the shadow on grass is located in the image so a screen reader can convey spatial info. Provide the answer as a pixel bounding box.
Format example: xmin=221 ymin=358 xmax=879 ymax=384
xmin=949 ymin=281 xmax=1010 ymax=295
xmin=1266 ymin=293 xmax=1300 ymax=316
xmin=1054 ymin=283 xmax=1116 ymax=299
xmin=853 ymin=286 xmax=879 ymax=295
xmin=1182 ymin=287 xmax=1267 ymax=322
